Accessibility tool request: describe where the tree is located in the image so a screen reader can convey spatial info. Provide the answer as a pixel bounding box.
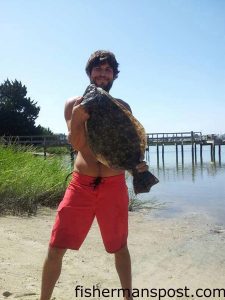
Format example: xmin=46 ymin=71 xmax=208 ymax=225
xmin=0 ymin=79 xmax=41 ymax=135
xmin=36 ymin=125 xmax=54 ymax=135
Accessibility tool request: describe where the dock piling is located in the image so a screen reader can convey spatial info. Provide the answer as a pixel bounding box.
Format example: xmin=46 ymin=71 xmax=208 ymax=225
xmin=181 ymin=142 xmax=184 ymax=165
xmin=219 ymin=145 xmax=221 ymax=165
xmin=200 ymin=143 xmax=203 ymax=164
xmin=194 ymin=143 xmax=197 ymax=164
xmin=156 ymin=144 xmax=159 ymax=167
xmin=175 ymin=143 xmax=178 ymax=165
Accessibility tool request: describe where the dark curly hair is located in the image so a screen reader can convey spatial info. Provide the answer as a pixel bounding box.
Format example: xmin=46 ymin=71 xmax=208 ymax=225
xmin=85 ymin=50 xmax=120 ymax=79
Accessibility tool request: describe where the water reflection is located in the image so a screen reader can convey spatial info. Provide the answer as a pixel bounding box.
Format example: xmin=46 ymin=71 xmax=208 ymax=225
xmin=147 ymin=145 xmax=225 ymax=182
xmin=143 ymin=147 xmax=225 ymax=224
xmin=150 ymin=161 xmax=225 ymax=183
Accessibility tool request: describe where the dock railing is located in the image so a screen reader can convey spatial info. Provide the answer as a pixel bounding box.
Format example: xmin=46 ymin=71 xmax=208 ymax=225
xmin=146 ymin=131 xmax=203 ymax=145
xmin=1 ymin=134 xmax=68 ymax=146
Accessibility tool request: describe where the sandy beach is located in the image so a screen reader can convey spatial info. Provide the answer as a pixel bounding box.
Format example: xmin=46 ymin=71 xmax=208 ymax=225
xmin=1 ymin=208 xmax=225 ymax=300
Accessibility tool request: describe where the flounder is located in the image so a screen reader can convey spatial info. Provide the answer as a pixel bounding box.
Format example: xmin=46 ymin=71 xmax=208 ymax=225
xmin=80 ymin=84 xmax=159 ymax=194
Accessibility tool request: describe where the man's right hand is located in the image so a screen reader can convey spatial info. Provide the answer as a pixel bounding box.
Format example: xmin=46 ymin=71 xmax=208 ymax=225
xmin=73 ymin=96 xmax=83 ymax=107
xmin=69 ymin=98 xmax=90 ymax=151
xmin=65 ymin=96 xmax=89 ymax=150
xmin=72 ymin=102 xmax=90 ymax=124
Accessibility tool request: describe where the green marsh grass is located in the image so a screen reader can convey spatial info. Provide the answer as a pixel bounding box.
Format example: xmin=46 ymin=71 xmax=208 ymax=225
xmin=35 ymin=145 xmax=70 ymax=155
xmin=126 ymin=172 xmax=164 ymax=212
xmin=0 ymin=143 xmax=70 ymax=215
xmin=128 ymin=188 xmax=165 ymax=212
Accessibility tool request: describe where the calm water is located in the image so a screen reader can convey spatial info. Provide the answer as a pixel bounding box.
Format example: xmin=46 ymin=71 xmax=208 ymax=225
xmin=63 ymin=144 xmax=225 ymax=224
xmin=137 ymin=145 xmax=225 ymax=224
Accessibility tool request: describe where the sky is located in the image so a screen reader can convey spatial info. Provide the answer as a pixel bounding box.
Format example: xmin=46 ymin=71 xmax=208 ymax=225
xmin=1 ymin=0 xmax=225 ymax=135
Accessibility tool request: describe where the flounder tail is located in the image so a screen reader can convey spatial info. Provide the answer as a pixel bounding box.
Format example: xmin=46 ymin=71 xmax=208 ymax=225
xmin=132 ymin=170 xmax=159 ymax=194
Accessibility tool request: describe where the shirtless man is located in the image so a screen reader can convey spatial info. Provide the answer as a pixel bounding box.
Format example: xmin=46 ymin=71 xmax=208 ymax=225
xmin=39 ymin=50 xmax=148 ymax=300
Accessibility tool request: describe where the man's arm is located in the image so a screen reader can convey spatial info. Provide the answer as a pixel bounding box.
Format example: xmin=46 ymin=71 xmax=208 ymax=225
xmin=64 ymin=96 xmax=82 ymax=143
xmin=64 ymin=96 xmax=89 ymax=151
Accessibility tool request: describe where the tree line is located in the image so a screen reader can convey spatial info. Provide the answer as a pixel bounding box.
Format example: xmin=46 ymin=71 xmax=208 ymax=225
xmin=0 ymin=79 xmax=53 ymax=136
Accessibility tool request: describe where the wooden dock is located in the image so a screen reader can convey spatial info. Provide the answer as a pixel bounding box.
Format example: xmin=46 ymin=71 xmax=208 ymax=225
xmin=146 ymin=131 xmax=225 ymax=165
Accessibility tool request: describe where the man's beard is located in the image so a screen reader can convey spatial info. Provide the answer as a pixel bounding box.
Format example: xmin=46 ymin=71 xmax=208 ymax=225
xmin=90 ymin=79 xmax=114 ymax=92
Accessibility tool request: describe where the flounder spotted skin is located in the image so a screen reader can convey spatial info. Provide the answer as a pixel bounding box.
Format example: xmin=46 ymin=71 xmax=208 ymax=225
xmin=81 ymin=84 xmax=159 ymax=193
xmin=81 ymin=84 xmax=146 ymax=170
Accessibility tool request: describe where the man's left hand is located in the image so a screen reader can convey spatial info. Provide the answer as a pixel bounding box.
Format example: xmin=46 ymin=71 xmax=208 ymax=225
xmin=135 ymin=161 xmax=149 ymax=173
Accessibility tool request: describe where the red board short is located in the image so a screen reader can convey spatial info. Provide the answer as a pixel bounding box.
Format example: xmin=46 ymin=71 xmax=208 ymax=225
xmin=50 ymin=172 xmax=129 ymax=253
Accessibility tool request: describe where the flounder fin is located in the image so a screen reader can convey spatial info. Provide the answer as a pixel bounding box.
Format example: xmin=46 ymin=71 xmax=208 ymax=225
xmin=95 ymin=154 xmax=111 ymax=168
xmin=132 ymin=170 xmax=159 ymax=194
xmin=83 ymin=84 xmax=97 ymax=96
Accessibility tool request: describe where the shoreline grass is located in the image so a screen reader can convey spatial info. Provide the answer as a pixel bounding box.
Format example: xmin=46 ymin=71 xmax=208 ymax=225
xmin=128 ymin=187 xmax=165 ymax=212
xmin=35 ymin=145 xmax=71 ymax=155
xmin=0 ymin=143 xmax=70 ymax=215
